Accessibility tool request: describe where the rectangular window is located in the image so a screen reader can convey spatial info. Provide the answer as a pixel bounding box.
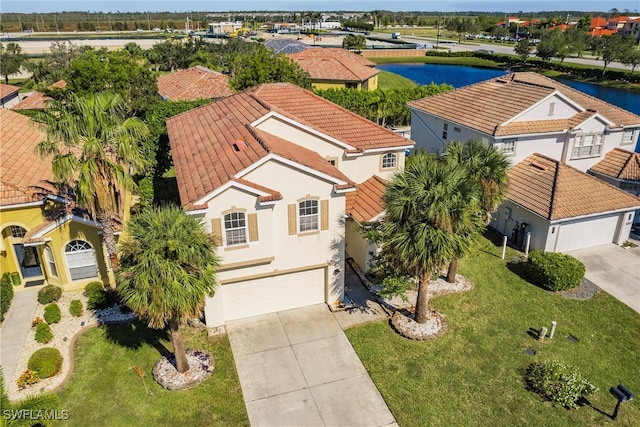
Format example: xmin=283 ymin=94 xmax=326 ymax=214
xmin=454 ymin=127 xmax=461 ymax=133
xmin=622 ymin=129 xmax=634 ymax=145
xmin=548 ymin=102 xmax=555 ymax=116
xmin=571 ymin=133 xmax=603 ymax=159
xmin=224 ymin=212 xmax=247 ymax=246
xmin=44 ymin=246 xmax=58 ymax=277
xmin=501 ymin=139 xmax=516 ymax=155
xmin=299 ymin=200 xmax=319 ymax=232
xmin=442 ymin=123 xmax=448 ymax=140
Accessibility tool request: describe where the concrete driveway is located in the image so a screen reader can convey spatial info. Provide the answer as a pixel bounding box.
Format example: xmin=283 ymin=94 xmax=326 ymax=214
xmin=227 ymin=304 xmax=397 ymax=427
xmin=568 ymin=243 xmax=640 ymax=313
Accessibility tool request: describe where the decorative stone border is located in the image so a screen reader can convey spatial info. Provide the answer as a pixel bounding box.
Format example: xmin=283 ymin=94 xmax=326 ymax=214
xmin=152 ymin=349 xmax=214 ymax=391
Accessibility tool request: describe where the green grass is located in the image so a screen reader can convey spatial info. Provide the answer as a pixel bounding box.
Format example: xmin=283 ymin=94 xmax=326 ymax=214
xmin=346 ymin=233 xmax=640 ymax=427
xmin=371 ymin=55 xmax=502 ymax=69
xmin=56 ymin=322 xmax=248 ymax=426
xmin=377 ymin=70 xmax=417 ymax=90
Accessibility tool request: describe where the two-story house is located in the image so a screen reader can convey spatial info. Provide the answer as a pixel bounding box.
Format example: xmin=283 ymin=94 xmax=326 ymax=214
xmin=167 ymin=82 xmax=413 ymax=327
xmin=408 ymin=72 xmax=640 ymax=252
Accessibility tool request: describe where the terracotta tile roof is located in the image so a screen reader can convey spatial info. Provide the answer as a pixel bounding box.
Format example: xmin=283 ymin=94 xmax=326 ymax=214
xmin=507 ymin=153 xmax=640 ymax=220
xmin=589 ymin=148 xmax=640 ymax=181
xmin=0 ymin=109 xmax=59 ymax=206
xmin=0 ymin=84 xmax=19 ymax=99
xmin=346 ymin=175 xmax=387 ymax=222
xmin=12 ymin=91 xmax=51 ymax=110
xmin=49 ymin=80 xmax=67 ymax=89
xmin=167 ymin=83 xmax=406 ymax=210
xmin=289 ymin=48 xmax=378 ymax=82
xmin=157 ymin=66 xmax=233 ymax=101
xmin=495 ymin=111 xmax=597 ymax=136
xmin=408 ymin=72 xmax=640 ymax=136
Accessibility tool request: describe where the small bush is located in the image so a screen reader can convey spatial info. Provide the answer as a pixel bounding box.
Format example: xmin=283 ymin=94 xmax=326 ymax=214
xmin=16 ymin=369 xmax=40 ymax=389
xmin=35 ymin=322 xmax=53 ymax=344
xmin=28 ymin=348 xmax=63 ymax=379
xmin=44 ymin=303 xmax=62 ymax=324
xmin=32 ymin=316 xmax=44 ymax=327
xmin=525 ymin=360 xmax=598 ymax=408
xmin=526 ymin=251 xmax=585 ymax=291
xmin=0 ymin=275 xmax=14 ymax=323
xmin=69 ymin=299 xmax=83 ymax=317
xmin=85 ymin=282 xmax=117 ymax=310
xmin=37 ymin=285 xmax=62 ymax=305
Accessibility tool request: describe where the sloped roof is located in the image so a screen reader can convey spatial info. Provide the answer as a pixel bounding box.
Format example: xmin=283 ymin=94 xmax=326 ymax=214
xmin=345 ymin=175 xmax=387 ymax=222
xmin=288 ymin=48 xmax=378 ymax=82
xmin=507 ymin=153 xmax=640 ymax=221
xmin=408 ymin=72 xmax=640 ymax=136
xmin=12 ymin=91 xmax=50 ymax=110
xmin=0 ymin=84 xmax=19 ymax=99
xmin=49 ymin=80 xmax=67 ymax=89
xmin=157 ymin=66 xmax=233 ymax=101
xmin=167 ymin=83 xmax=411 ymax=210
xmin=264 ymin=38 xmax=309 ymax=54
xmin=0 ymin=109 xmax=59 ymax=206
xmin=589 ymin=148 xmax=640 ymax=182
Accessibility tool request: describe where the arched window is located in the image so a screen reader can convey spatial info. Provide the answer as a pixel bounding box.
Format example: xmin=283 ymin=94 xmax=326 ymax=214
xmin=65 ymin=240 xmax=98 ymax=281
xmin=299 ymin=200 xmax=319 ymax=232
xmin=381 ymin=153 xmax=397 ymax=169
xmin=10 ymin=226 xmax=27 ymax=238
xmin=224 ymin=212 xmax=247 ymax=246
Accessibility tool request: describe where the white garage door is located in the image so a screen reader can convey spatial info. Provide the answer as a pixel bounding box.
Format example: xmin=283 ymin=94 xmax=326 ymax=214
xmin=555 ymin=214 xmax=620 ymax=252
xmin=222 ymin=268 xmax=325 ymax=321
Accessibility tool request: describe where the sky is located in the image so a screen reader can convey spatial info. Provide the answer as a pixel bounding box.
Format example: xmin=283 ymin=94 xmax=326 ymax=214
xmin=1 ymin=0 xmax=638 ymax=14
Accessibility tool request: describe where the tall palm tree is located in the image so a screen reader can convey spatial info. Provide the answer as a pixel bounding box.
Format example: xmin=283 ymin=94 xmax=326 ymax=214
xmin=381 ymin=153 xmax=481 ymax=323
xmin=442 ymin=140 xmax=510 ymax=282
xmin=116 ymin=206 xmax=219 ymax=373
xmin=34 ymin=92 xmax=150 ymax=270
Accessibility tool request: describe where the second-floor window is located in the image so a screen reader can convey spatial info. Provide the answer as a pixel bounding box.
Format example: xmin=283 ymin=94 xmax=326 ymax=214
xmin=224 ymin=212 xmax=247 ymax=246
xmin=571 ymin=133 xmax=604 ymax=159
xmin=381 ymin=153 xmax=397 ymax=169
xmin=442 ymin=123 xmax=448 ymax=139
xmin=299 ymin=200 xmax=319 ymax=232
xmin=622 ymin=129 xmax=635 ymax=145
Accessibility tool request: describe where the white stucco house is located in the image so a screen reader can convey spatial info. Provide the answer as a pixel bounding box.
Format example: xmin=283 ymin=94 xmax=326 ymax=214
xmin=496 ymin=153 xmax=640 ymax=253
xmin=167 ymin=83 xmax=413 ymax=327
xmin=408 ymin=72 xmax=640 ymax=173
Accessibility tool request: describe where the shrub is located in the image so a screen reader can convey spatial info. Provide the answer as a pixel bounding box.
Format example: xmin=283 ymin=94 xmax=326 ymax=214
xmin=0 ymin=274 xmax=13 ymax=323
xmin=16 ymin=369 xmax=40 ymax=389
xmin=85 ymin=281 xmax=117 ymax=310
xmin=28 ymin=348 xmax=63 ymax=379
xmin=32 ymin=316 xmax=44 ymax=327
xmin=37 ymin=285 xmax=62 ymax=305
xmin=525 ymin=360 xmax=598 ymax=408
xmin=44 ymin=303 xmax=62 ymax=324
xmin=69 ymin=299 xmax=83 ymax=317
xmin=35 ymin=322 xmax=53 ymax=344
xmin=526 ymin=251 xmax=585 ymax=291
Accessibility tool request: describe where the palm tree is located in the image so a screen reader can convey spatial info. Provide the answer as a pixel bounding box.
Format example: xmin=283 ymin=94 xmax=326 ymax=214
xmin=442 ymin=140 xmax=510 ymax=282
xmin=116 ymin=206 xmax=219 ymax=373
xmin=1 ymin=367 xmax=61 ymax=427
xmin=34 ymin=92 xmax=150 ymax=270
xmin=381 ymin=153 xmax=481 ymax=323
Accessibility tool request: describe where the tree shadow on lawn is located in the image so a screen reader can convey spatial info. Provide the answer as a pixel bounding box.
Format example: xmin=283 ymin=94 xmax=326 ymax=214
xmin=103 ymin=321 xmax=172 ymax=358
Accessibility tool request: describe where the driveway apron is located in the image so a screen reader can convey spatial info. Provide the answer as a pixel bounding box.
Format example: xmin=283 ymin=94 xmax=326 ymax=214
xmin=227 ymin=304 xmax=397 ymax=427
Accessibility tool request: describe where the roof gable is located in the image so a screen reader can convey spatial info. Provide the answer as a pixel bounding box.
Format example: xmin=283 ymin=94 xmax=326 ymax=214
xmin=12 ymin=91 xmax=51 ymax=110
xmin=346 ymin=175 xmax=388 ymax=222
xmin=589 ymin=148 xmax=640 ymax=181
xmin=288 ymin=48 xmax=378 ymax=82
xmin=507 ymin=153 xmax=640 ymax=220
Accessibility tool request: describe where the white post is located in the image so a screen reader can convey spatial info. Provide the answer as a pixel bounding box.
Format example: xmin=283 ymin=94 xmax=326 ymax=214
xmin=524 ymin=232 xmax=532 ymax=257
xmin=501 ymin=235 xmax=508 ymax=260
xmin=549 ymin=321 xmax=557 ymax=339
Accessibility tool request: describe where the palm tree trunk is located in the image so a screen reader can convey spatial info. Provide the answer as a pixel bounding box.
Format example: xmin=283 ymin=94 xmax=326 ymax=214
xmin=98 ymin=214 xmax=118 ymax=270
xmin=414 ymin=273 xmax=431 ymax=324
xmin=169 ymin=317 xmax=190 ymax=373
xmin=446 ymin=258 xmax=458 ymax=283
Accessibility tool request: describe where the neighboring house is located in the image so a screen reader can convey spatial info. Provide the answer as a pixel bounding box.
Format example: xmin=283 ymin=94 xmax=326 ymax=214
xmin=408 ymin=72 xmax=640 ymax=173
xmin=12 ymin=80 xmax=67 ymax=111
xmin=167 ymin=82 xmax=412 ymax=327
xmin=288 ymin=48 xmax=379 ymax=91
xmin=157 ymin=66 xmax=233 ymax=101
xmin=495 ymin=153 xmax=640 ymax=253
xmin=0 ymin=109 xmax=111 ymax=291
xmin=589 ymin=148 xmax=640 ymax=224
xmin=0 ymin=84 xmax=20 ymax=108
xmin=621 ymin=17 xmax=640 ymax=42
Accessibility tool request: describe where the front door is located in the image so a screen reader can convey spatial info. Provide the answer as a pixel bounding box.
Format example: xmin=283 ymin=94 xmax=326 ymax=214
xmin=13 ymin=244 xmax=43 ymax=278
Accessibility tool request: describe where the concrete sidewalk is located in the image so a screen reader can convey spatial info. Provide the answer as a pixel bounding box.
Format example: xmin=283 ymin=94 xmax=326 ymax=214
xmin=0 ymin=288 xmax=39 ymax=383
xmin=227 ymin=304 xmax=397 ymax=427
xmin=568 ymin=243 xmax=640 ymax=314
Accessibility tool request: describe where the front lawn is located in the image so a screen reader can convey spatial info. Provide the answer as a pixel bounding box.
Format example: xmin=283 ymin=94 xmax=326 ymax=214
xmin=56 ymin=322 xmax=248 ymax=426
xmin=346 ymin=234 xmax=640 ymax=426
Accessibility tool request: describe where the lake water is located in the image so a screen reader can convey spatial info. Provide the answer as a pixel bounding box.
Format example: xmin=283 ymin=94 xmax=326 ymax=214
xmin=377 ymin=63 xmax=640 ymax=116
